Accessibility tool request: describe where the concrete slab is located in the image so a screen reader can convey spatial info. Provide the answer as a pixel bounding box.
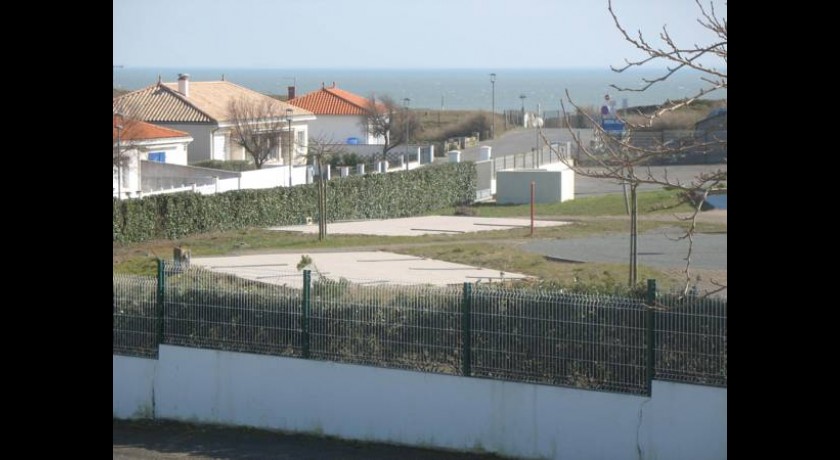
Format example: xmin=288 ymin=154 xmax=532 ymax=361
xmin=192 ymin=251 xmax=530 ymax=287
xmin=270 ymin=215 xmax=569 ymax=237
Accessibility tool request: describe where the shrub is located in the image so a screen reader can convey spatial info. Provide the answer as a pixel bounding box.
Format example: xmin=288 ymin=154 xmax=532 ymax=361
xmin=114 ymin=162 xmax=477 ymax=243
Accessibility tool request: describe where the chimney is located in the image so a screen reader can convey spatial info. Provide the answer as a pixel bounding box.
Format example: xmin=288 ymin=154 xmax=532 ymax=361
xmin=178 ymin=73 xmax=190 ymax=97
xmin=288 ymin=86 xmax=295 ymax=100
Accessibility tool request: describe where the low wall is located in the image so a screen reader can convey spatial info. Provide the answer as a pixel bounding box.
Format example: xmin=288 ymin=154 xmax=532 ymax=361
xmin=114 ymin=346 xmax=726 ymax=460
xmin=496 ymin=167 xmax=575 ymax=204
xmin=113 ymin=355 xmax=156 ymax=419
xmin=141 ymin=161 xmax=240 ymax=191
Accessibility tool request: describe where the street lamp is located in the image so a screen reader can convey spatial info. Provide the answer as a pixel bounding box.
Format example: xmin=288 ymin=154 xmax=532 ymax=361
xmin=490 ymin=73 xmax=496 ymax=139
xmin=403 ymin=98 xmax=411 ymax=146
xmin=286 ymin=108 xmax=293 ymax=187
xmin=519 ymin=94 xmax=527 ymax=127
xmin=114 ymin=112 xmax=124 ymax=200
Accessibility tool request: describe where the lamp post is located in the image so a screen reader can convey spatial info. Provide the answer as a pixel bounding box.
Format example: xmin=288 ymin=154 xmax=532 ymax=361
xmin=114 ymin=112 xmax=124 ymax=200
xmin=535 ymin=103 xmax=541 ymax=164
xmin=286 ymin=108 xmax=293 ymax=187
xmin=403 ymin=98 xmax=410 ymax=146
xmin=519 ymin=94 xmax=527 ymax=127
xmin=490 ymin=73 xmax=496 ymax=139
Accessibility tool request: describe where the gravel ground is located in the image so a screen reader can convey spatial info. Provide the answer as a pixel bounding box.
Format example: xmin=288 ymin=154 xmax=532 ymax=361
xmin=113 ymin=419 xmax=511 ymax=460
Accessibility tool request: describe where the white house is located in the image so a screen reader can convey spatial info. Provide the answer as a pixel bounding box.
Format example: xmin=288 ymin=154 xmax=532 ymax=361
xmin=288 ymin=82 xmax=383 ymax=145
xmin=113 ymin=74 xmax=316 ymax=165
xmin=113 ymin=115 xmax=193 ymax=197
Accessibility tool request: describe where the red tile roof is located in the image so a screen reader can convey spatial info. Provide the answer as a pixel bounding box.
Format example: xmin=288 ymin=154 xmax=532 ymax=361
xmin=289 ymin=84 xmax=374 ymax=115
xmin=113 ymin=116 xmax=191 ymax=142
xmin=113 ymin=80 xmax=312 ymax=124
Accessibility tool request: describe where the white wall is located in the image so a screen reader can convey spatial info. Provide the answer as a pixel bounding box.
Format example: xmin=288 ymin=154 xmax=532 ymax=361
xmin=642 ymin=381 xmax=727 ymax=460
xmin=113 ymin=345 xmax=726 ymax=460
xmin=496 ymin=170 xmax=563 ymax=204
xmin=113 ymin=355 xmax=157 ymax=419
xmin=150 ymin=144 xmax=189 ymax=166
xmin=158 ymin=123 xmax=214 ymax=164
xmin=307 ymin=115 xmax=373 ymax=144
xmin=539 ymin=160 xmax=574 ymax=201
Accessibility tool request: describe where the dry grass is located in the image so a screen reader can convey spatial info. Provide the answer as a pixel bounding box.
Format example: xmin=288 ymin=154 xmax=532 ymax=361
xmin=619 ymin=99 xmax=726 ymax=131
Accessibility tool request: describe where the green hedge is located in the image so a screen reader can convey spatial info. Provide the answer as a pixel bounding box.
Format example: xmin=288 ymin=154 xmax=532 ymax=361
xmin=113 ymin=162 xmax=476 ymax=242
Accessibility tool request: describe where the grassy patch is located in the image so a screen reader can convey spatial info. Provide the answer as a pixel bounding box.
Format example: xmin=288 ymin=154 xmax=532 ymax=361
xmin=393 ymin=241 xmax=673 ymax=290
xmin=113 ymin=187 xmax=723 ymax=290
xmin=451 ymin=189 xmax=692 ymax=218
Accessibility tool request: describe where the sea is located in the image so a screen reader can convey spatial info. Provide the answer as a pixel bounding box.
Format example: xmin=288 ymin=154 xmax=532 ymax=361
xmin=114 ymin=67 xmax=726 ymax=112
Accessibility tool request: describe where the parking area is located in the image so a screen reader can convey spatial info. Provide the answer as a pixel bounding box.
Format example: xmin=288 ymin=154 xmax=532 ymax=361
xmin=192 ymin=251 xmax=531 ymax=286
xmin=270 ymin=215 xmax=568 ymax=236
xmin=192 ymin=216 xmax=571 ymax=285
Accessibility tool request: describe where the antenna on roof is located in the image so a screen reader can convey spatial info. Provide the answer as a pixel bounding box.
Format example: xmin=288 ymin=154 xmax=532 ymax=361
xmin=157 ymin=75 xmax=162 ymax=84
xmin=221 ymin=74 xmax=225 ymax=81
xmin=321 ymin=82 xmax=325 ymax=89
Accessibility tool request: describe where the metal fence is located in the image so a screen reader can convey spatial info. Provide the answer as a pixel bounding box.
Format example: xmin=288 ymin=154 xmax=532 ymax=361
xmin=492 ymin=141 xmax=571 ymax=174
xmin=113 ymin=273 xmax=159 ymax=358
xmin=161 ymin=262 xmax=303 ymax=357
xmin=113 ymin=263 xmax=727 ymax=396
xmin=654 ymin=290 xmax=727 ymax=386
xmin=471 ymin=287 xmax=647 ymax=394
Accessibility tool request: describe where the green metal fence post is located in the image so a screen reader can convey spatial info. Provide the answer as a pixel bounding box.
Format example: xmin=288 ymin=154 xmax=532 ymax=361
xmin=156 ymin=259 xmax=165 ymax=351
xmin=302 ymin=270 xmax=311 ymax=359
xmin=462 ymin=282 xmax=472 ymax=377
xmin=646 ymin=279 xmax=657 ymax=394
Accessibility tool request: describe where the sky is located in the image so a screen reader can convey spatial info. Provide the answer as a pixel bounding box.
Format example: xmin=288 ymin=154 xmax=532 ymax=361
xmin=113 ymin=0 xmax=725 ymax=69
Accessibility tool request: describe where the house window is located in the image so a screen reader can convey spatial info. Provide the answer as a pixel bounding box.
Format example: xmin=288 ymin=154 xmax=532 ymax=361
xmin=148 ymin=152 xmax=166 ymax=163
xmin=296 ymin=130 xmax=306 ymax=154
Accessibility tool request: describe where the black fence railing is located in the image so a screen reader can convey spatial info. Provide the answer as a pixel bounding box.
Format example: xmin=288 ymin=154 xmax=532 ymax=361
xmin=113 ymin=263 xmax=727 ymax=396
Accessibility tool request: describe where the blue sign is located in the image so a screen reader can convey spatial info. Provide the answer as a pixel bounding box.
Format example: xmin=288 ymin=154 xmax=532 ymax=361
xmin=602 ymin=119 xmax=625 ymax=134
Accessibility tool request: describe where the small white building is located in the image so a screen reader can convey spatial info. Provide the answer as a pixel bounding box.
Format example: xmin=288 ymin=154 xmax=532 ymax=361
xmin=113 ymin=116 xmax=192 ymax=197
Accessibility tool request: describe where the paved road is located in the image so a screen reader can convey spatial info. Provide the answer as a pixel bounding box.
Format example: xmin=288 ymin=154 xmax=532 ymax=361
xmin=459 ymin=128 xmax=593 ymax=162
xmin=114 ymin=420 xmax=509 ymax=460
xmin=458 ymin=128 xmax=727 ymax=197
xmin=522 ymin=227 xmax=727 ymax=270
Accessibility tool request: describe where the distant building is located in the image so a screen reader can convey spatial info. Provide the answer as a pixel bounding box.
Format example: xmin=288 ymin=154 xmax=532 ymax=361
xmin=693 ymin=108 xmax=727 ymax=162
xmin=695 ymin=107 xmax=727 ymax=133
xmin=113 ymin=74 xmax=315 ymax=165
xmin=289 ymin=82 xmax=384 ymax=145
xmin=113 ymin=115 xmax=192 ymax=197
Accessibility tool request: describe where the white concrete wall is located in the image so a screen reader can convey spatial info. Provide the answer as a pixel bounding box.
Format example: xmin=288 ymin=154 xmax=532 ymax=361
xmin=113 ymin=355 xmax=157 ymax=419
xmin=307 ymin=115 xmax=375 ymax=144
xmin=538 ymin=161 xmax=575 ymax=202
xmin=496 ymin=170 xmax=562 ymax=204
xmin=156 ymin=144 xmax=189 ymax=166
xmin=493 ymin=159 xmax=575 ymax=204
xmin=642 ymin=381 xmax=727 ymax=460
xmin=474 ymin=160 xmax=493 ymax=201
xmin=110 ymin=345 xmax=726 ymax=460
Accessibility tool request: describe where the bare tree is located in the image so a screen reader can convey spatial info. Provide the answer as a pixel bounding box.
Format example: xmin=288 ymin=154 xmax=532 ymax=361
xmin=306 ymin=136 xmax=349 ymax=241
xmin=361 ymin=94 xmax=422 ymax=162
xmin=553 ymin=0 xmax=727 ymax=295
xmin=227 ymin=97 xmax=289 ymax=169
xmin=113 ymin=101 xmax=148 ymax=198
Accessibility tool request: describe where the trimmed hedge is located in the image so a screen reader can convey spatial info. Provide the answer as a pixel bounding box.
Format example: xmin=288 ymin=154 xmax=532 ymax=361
xmin=113 ymin=162 xmax=476 ymax=242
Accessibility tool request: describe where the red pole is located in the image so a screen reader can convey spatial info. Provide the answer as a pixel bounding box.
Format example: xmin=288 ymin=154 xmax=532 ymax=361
xmin=530 ymin=181 xmax=535 ymax=236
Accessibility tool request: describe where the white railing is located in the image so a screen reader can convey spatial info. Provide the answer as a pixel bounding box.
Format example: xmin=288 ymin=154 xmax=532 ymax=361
xmin=117 ymin=160 xmax=430 ymax=199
